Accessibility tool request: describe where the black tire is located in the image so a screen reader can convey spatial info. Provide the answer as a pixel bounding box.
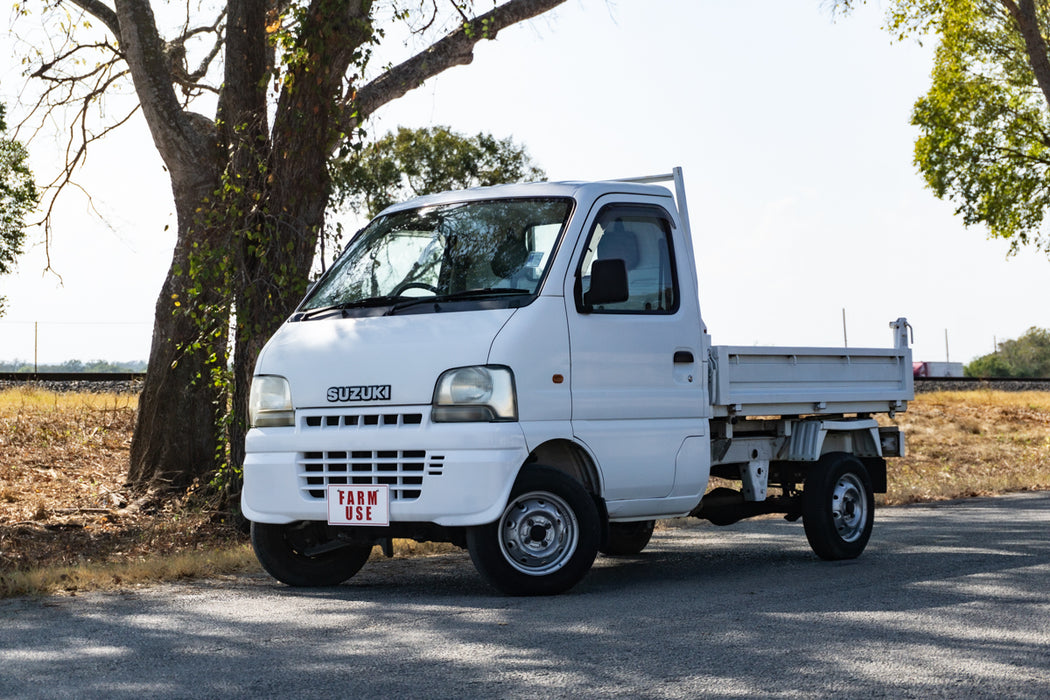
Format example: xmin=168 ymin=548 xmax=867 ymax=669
xmin=600 ymin=520 xmax=655 ymax=556
xmin=251 ymin=521 xmax=373 ymax=587
xmin=466 ymin=466 xmax=600 ymax=596
xmin=801 ymin=453 xmax=875 ymax=560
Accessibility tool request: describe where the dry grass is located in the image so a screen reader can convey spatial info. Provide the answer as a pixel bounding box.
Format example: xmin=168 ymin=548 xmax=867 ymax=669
xmin=880 ymin=391 xmax=1050 ymax=504
xmin=0 ymin=386 xmax=252 ymax=597
xmin=1 ymin=387 xmax=1048 ymax=597
xmin=0 ymin=545 xmax=259 ymax=598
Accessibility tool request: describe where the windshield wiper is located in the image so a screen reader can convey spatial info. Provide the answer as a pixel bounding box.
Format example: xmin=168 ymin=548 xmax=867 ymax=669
xmin=296 ymin=295 xmax=409 ymax=321
xmin=384 ymin=288 xmax=531 ymax=316
xmin=440 ymin=288 xmax=531 ymax=299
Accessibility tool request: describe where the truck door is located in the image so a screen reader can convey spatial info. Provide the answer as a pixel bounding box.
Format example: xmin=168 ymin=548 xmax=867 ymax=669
xmin=564 ymin=197 xmax=705 ymax=501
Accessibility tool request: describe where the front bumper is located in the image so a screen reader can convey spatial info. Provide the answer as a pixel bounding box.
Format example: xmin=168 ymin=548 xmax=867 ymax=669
xmin=241 ymin=405 xmax=528 ymax=527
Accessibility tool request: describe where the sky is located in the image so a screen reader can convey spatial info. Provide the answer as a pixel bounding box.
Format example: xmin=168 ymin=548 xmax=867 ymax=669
xmin=0 ymin=0 xmax=1047 ymax=366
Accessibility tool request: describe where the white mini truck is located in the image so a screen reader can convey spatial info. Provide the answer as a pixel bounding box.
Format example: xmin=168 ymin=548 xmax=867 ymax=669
xmin=243 ymin=168 xmax=913 ymax=595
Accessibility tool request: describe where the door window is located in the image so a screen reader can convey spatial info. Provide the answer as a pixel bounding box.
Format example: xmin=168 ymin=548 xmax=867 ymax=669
xmin=575 ymin=205 xmax=679 ymax=314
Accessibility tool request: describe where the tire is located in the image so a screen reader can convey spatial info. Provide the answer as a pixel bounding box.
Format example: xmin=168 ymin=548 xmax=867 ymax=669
xmin=600 ymin=520 xmax=655 ymax=556
xmin=801 ymin=453 xmax=875 ymax=560
xmin=466 ymin=466 xmax=600 ymax=596
xmin=251 ymin=521 xmax=373 ymax=587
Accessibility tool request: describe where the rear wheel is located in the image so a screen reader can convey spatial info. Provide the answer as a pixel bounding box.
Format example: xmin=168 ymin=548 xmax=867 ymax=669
xmin=467 ymin=466 xmax=600 ymax=595
xmin=251 ymin=521 xmax=373 ymax=587
xmin=600 ymin=520 xmax=655 ymax=556
xmin=802 ymin=453 xmax=874 ymax=560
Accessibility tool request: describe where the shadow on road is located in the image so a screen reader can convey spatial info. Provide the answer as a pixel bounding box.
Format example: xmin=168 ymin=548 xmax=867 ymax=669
xmin=2 ymin=492 xmax=1048 ymax=698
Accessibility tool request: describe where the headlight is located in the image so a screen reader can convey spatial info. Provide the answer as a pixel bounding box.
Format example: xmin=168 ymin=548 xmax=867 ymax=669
xmin=432 ymin=366 xmax=517 ymax=422
xmin=249 ymin=375 xmax=294 ymax=427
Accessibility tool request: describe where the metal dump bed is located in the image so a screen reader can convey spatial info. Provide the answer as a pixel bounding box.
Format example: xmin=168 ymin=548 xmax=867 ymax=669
xmin=709 ymin=319 xmax=914 ymax=417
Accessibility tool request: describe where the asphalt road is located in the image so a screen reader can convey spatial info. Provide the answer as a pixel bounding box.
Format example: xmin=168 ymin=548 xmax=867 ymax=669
xmin=2 ymin=492 xmax=1049 ymax=699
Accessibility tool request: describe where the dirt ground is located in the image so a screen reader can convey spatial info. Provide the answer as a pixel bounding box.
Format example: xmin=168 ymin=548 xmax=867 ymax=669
xmin=0 ymin=390 xmax=244 ymax=576
xmin=1 ymin=388 xmax=1049 ymax=579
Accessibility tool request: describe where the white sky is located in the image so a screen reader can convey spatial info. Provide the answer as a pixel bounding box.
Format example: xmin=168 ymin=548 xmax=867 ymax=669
xmin=0 ymin=0 xmax=1047 ymax=365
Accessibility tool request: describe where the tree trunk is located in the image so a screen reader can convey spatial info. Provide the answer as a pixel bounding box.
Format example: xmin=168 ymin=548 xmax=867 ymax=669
xmin=114 ymin=0 xmax=229 ymax=493
xmin=129 ymin=178 xmax=227 ymax=491
xmin=227 ymin=2 xmax=372 ymax=490
xmin=99 ymin=0 xmax=571 ymax=497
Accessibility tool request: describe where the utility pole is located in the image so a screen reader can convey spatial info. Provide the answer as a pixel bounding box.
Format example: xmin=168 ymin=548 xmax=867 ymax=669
xmin=842 ymin=308 xmax=848 ymax=348
xmin=34 ymin=321 xmax=38 ymax=373
xmin=945 ymin=328 xmax=950 ymax=364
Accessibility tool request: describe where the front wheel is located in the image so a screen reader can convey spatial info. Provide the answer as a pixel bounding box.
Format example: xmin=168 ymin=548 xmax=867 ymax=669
xmin=801 ymin=453 xmax=875 ymax=560
xmin=251 ymin=521 xmax=373 ymax=587
xmin=467 ymin=466 xmax=600 ymax=595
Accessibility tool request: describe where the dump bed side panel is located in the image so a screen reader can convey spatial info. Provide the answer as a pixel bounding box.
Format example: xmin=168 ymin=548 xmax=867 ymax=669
xmin=710 ymin=345 xmax=914 ymax=417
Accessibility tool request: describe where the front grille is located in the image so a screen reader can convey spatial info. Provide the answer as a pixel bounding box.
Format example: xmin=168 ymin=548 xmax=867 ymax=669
xmin=298 ymin=450 xmax=442 ymax=502
xmin=301 ymin=412 xmax=423 ymax=429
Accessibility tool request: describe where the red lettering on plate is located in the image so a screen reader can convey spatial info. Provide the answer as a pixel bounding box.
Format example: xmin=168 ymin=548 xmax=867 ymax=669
xmin=368 ymin=491 xmax=378 ymax=506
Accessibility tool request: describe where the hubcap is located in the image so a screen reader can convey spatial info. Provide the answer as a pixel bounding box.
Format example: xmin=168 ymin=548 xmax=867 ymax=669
xmin=830 ymin=473 xmax=868 ymax=542
xmin=498 ymin=491 xmax=579 ymax=575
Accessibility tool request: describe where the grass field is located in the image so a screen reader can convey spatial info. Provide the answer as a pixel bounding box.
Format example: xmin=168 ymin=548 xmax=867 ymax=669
xmin=1 ymin=387 xmax=1048 ymax=597
xmin=883 ymin=391 xmax=1050 ymax=503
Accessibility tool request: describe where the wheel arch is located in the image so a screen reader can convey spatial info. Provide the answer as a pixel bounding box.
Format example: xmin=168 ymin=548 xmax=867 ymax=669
xmin=523 ymin=438 xmax=603 ymax=496
xmin=522 ymin=438 xmax=608 ymax=543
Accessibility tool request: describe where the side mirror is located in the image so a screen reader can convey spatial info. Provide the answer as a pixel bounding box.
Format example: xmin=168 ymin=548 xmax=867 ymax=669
xmin=582 ymin=258 xmax=629 ymax=309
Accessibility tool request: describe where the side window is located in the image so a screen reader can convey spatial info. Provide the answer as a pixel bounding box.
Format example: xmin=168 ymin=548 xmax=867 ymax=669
xmin=576 ymin=205 xmax=679 ymax=314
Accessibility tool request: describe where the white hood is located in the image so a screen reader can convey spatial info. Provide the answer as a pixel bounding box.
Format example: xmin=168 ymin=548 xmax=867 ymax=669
xmin=255 ymin=310 xmax=515 ymax=408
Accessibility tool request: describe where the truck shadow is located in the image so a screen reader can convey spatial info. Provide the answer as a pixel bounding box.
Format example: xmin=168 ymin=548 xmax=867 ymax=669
xmin=2 ymin=493 xmax=1047 ymax=698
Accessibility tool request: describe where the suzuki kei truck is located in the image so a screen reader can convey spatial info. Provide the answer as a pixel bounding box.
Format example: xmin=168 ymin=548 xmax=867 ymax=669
xmin=242 ymin=168 xmax=913 ymax=595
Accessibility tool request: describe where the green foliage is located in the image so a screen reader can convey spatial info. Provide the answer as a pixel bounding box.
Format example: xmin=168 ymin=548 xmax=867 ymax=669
xmin=0 ymin=103 xmax=37 ymax=316
xmin=0 ymin=359 xmax=147 ymax=373
xmin=849 ymin=0 xmax=1050 ymax=255
xmin=330 ymin=126 xmax=545 ymax=219
xmin=965 ymin=326 xmax=1050 ymax=377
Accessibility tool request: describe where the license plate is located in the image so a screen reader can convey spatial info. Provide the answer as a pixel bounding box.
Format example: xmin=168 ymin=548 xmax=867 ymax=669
xmin=326 ymin=485 xmax=390 ymax=526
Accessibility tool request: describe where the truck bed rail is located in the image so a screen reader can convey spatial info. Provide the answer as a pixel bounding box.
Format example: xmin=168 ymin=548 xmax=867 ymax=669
xmin=710 ymin=344 xmax=914 ymax=417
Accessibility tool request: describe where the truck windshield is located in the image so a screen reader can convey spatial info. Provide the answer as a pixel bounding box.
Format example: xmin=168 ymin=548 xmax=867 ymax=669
xmin=300 ymin=197 xmax=572 ymax=315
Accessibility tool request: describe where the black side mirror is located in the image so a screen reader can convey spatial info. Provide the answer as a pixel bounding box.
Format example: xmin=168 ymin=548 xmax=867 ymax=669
xmin=582 ymin=258 xmax=629 ymax=310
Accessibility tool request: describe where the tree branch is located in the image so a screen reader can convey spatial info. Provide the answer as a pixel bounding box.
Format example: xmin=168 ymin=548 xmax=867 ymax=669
xmin=112 ymin=0 xmax=220 ymax=182
xmin=999 ymin=0 xmax=1050 ymax=110
xmin=67 ymin=0 xmax=122 ymax=40
xmin=350 ymin=0 xmax=567 ymax=123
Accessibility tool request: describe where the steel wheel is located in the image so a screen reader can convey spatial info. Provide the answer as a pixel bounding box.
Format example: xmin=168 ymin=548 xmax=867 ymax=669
xmin=830 ymin=472 xmax=868 ymax=543
xmin=498 ymin=491 xmax=579 ymax=575
xmin=600 ymin=520 xmax=655 ymax=556
xmin=251 ymin=521 xmax=373 ymax=587
xmin=467 ymin=466 xmax=600 ymax=595
xmin=802 ymin=453 xmax=875 ymax=560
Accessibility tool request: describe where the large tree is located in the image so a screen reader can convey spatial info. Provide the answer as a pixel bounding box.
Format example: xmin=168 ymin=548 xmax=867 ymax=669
xmin=13 ymin=0 xmax=567 ymax=496
xmin=839 ymin=0 xmax=1050 ymax=255
xmin=330 ymin=125 xmax=544 ymax=219
xmin=0 ymin=103 xmax=37 ymax=317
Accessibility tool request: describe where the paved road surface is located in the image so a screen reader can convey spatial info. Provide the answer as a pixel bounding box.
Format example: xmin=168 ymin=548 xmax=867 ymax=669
xmin=2 ymin=492 xmax=1049 ymax=698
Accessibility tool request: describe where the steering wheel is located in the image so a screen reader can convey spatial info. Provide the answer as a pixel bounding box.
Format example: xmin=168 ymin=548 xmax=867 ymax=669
xmin=392 ymin=281 xmax=440 ymax=296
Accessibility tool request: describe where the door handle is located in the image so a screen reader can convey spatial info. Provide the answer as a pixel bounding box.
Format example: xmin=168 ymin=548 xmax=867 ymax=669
xmin=673 ymin=351 xmax=694 ymax=364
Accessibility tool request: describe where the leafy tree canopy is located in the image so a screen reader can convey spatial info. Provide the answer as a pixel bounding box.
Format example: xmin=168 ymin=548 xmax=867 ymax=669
xmin=838 ymin=0 xmax=1050 ymax=256
xmin=331 ymin=126 xmax=545 ymax=219
xmin=965 ymin=326 xmax=1050 ymax=376
xmin=0 ymin=103 xmax=37 ymax=315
